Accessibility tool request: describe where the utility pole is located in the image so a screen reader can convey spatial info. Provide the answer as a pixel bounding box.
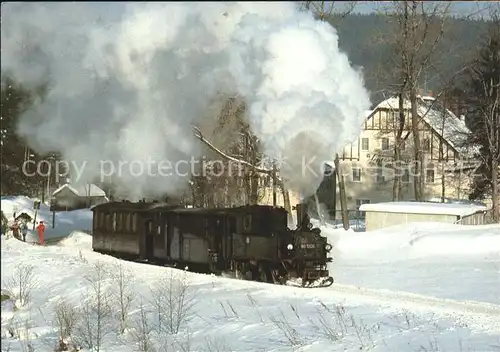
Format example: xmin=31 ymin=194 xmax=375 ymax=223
xmin=88 ymin=183 xmax=91 ymax=207
xmin=334 ymin=154 xmax=349 ymax=230
xmin=272 ymin=162 xmax=277 ymax=207
xmin=46 ymin=155 xmax=56 ymax=227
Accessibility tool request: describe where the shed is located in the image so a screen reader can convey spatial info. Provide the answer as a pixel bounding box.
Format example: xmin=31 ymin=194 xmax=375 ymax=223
xmin=51 ymin=183 xmax=109 ymax=211
xmin=14 ymin=210 xmax=34 ymax=223
xmin=359 ymin=201 xmax=489 ymax=231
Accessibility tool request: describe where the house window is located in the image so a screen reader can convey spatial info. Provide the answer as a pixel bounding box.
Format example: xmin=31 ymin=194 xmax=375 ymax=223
xmin=361 ymin=138 xmax=369 ymax=151
xmin=387 ymin=111 xmax=396 ymax=128
xmin=381 ymin=138 xmax=389 ymax=151
xmin=423 ymin=138 xmax=431 ymax=152
xmin=426 ymin=169 xmax=435 ymax=183
xmin=352 ymin=168 xmax=361 ymax=182
xmin=402 ymin=169 xmax=410 ymax=183
xmin=356 ymin=199 xmax=370 ymax=218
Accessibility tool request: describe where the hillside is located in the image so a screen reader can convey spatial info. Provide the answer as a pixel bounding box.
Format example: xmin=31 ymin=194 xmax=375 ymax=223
xmin=327 ymin=13 xmax=490 ymax=104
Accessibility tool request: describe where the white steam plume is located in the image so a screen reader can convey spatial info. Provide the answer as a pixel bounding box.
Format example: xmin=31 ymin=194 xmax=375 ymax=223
xmin=1 ymin=2 xmax=371 ymax=200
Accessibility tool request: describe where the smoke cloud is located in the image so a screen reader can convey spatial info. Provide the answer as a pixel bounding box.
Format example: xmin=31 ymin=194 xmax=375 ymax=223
xmin=1 ymin=2 xmax=371 ymax=200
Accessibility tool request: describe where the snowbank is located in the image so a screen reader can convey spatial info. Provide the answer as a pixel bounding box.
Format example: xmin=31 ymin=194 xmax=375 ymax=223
xmin=57 ymin=231 xmax=93 ymax=249
xmin=323 ymin=222 xmax=500 ymax=261
xmin=1 ymin=196 xmax=93 ymax=241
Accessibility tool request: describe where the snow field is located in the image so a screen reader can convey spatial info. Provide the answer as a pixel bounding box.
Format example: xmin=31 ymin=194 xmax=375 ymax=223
xmin=2 ymin=230 xmax=500 ymax=352
xmin=1 ymin=196 xmax=500 ymax=351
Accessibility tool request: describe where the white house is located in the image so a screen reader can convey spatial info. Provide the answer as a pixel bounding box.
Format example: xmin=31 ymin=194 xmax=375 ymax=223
xmin=51 ymin=183 xmax=108 ymax=211
xmin=334 ymin=94 xmax=479 ymax=217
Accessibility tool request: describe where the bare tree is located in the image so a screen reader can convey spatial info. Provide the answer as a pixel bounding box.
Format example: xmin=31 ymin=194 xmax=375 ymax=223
xmin=111 ymin=261 xmax=135 ymax=334
xmin=466 ymin=6 xmax=500 ymax=221
xmin=6 ymin=263 xmax=37 ymax=307
xmin=53 ymin=299 xmax=80 ymax=351
xmin=74 ymin=262 xmax=114 ymax=352
xmin=302 ymin=1 xmax=358 ymax=20
xmin=380 ymin=1 xmax=453 ymax=200
xmin=131 ymin=297 xmax=156 ymax=352
xmin=8 ymin=315 xmax=35 ymax=352
xmin=149 ymin=269 xmax=196 ymax=336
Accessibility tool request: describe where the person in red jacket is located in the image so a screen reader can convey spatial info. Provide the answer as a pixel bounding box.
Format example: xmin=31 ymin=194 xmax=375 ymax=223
xmin=36 ymin=221 xmax=46 ymax=245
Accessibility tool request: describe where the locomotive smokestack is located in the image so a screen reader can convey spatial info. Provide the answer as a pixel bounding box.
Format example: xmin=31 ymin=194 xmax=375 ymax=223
xmin=295 ymin=202 xmax=310 ymax=229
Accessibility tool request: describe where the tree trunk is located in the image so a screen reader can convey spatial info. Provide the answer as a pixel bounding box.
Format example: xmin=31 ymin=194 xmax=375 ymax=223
xmin=334 ymin=154 xmax=349 ymax=230
xmin=393 ymin=93 xmax=406 ymax=201
xmin=410 ymin=87 xmax=423 ymax=200
xmin=492 ymin=157 xmax=499 ymax=222
xmin=272 ymin=163 xmax=277 ymax=207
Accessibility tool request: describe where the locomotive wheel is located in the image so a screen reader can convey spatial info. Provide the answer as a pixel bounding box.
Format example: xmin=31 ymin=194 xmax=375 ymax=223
xmin=258 ymin=265 xmax=272 ymax=283
xmin=235 ymin=269 xmax=244 ymax=280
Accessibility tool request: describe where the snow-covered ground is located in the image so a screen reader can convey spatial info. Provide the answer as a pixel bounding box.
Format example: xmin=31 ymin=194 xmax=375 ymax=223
xmin=1 ymin=196 xmax=93 ymax=242
xmin=1 ymin=196 xmax=500 ymax=352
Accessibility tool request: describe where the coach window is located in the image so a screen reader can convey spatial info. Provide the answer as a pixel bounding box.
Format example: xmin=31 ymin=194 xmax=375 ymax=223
xmin=116 ymin=213 xmax=122 ymax=232
xmin=243 ymin=214 xmax=252 ymax=232
xmin=132 ymin=213 xmax=137 ymax=232
xmin=105 ymin=213 xmax=111 ymax=231
xmin=124 ymin=213 xmax=130 ymax=232
xmin=113 ymin=212 xmax=117 ymax=232
xmin=99 ymin=212 xmax=104 ymax=229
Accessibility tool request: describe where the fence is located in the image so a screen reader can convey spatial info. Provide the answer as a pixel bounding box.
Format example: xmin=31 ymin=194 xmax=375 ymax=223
xmin=455 ymin=208 xmax=499 ymax=225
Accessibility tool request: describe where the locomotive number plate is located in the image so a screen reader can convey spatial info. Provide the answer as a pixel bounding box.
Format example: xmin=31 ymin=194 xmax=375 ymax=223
xmin=300 ymin=243 xmax=316 ymax=249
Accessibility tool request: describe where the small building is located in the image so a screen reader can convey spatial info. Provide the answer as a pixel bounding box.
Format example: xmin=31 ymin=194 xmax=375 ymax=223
xmin=360 ymin=201 xmax=489 ymax=231
xmin=14 ymin=210 xmax=34 ymax=223
xmin=51 ymin=183 xmax=109 ymax=211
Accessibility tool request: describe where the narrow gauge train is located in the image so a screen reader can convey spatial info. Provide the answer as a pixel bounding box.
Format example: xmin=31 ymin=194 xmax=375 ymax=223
xmin=91 ymin=200 xmax=334 ymax=288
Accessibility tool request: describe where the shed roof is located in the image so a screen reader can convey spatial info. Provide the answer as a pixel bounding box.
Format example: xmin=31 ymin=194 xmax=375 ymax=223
xmin=359 ymin=201 xmax=488 ymax=217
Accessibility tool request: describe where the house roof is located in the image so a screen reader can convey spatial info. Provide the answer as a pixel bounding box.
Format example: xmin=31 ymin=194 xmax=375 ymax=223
xmin=372 ymin=95 xmax=477 ymax=156
xmin=52 ymin=183 xmax=107 ymax=198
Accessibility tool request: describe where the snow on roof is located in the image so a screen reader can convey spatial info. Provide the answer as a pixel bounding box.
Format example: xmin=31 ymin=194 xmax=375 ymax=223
xmin=359 ymin=201 xmax=489 ymax=217
xmin=52 ymin=183 xmax=107 ymax=198
xmin=373 ymin=95 xmax=479 ymax=157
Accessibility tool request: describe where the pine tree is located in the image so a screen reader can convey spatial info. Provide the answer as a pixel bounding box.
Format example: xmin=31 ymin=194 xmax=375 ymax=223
xmin=465 ymin=10 xmax=500 ymax=222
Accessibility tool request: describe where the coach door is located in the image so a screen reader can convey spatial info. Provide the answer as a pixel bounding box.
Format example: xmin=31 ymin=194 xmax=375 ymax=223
xmin=141 ymin=219 xmax=155 ymax=262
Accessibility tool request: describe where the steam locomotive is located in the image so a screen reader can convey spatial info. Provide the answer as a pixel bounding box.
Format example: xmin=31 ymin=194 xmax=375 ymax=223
xmin=91 ymin=201 xmax=334 ymax=288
